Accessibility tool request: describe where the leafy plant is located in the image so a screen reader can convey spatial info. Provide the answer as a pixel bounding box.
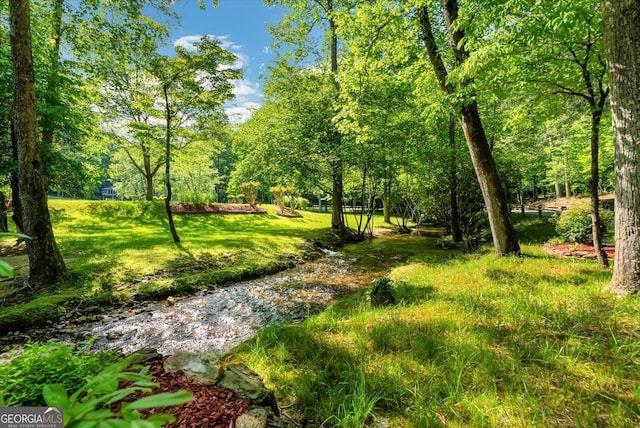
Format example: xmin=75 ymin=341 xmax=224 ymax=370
xmin=285 ymin=195 xmax=310 ymax=210
xmin=551 ymin=205 xmax=614 ymax=244
xmin=240 ymin=181 xmax=261 ymax=208
xmin=270 ymin=184 xmax=295 ymax=214
xmin=367 ymin=276 xmax=396 ymax=307
xmin=0 ymin=342 xmax=118 ymax=407
xmin=367 ymin=276 xmax=394 ymax=296
xmin=43 ymin=355 xmax=193 ymax=427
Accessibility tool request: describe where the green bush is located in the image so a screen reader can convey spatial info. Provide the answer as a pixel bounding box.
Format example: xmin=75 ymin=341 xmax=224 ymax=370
xmin=0 ymin=342 xmax=118 ymax=406
xmin=552 ymin=205 xmax=613 ymax=244
xmin=285 ymin=195 xmax=310 ymax=210
xmin=43 ymin=355 xmax=193 ymax=427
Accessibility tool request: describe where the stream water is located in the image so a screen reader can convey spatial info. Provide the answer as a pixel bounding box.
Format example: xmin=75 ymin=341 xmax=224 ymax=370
xmin=20 ymin=233 xmax=439 ymax=356
xmin=52 ymin=249 xmax=370 ymax=356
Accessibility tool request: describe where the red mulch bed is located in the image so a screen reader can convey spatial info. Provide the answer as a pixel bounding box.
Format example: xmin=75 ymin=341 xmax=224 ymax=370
xmin=275 ymin=209 xmax=302 ymax=217
xmin=113 ymin=357 xmax=250 ymax=427
xmin=171 ymin=203 xmax=266 ymax=214
xmin=545 ymin=242 xmax=615 ymax=258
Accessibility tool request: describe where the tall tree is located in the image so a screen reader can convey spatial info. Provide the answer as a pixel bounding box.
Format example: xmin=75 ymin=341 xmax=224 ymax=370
xmin=8 ymin=0 xmax=67 ymax=288
xmin=151 ymin=37 xmax=239 ymax=242
xmin=417 ymin=1 xmax=520 ymax=256
xmin=484 ymin=0 xmax=611 ymax=266
xmin=266 ymin=0 xmax=350 ymax=232
xmin=604 ymin=0 xmax=640 ymax=294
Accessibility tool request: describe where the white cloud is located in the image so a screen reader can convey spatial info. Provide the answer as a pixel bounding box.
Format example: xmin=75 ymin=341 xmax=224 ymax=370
xmin=174 ymin=35 xmax=203 ymax=52
xmin=174 ymin=34 xmax=263 ymax=123
xmin=226 ymin=102 xmax=261 ymax=124
xmin=174 ymin=34 xmax=248 ymax=69
xmin=232 ymin=79 xmax=261 ymax=99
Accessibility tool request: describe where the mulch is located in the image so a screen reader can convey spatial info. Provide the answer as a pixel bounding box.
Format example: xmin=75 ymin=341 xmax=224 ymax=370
xmin=544 ymin=242 xmax=615 ymax=258
xmin=113 ymin=357 xmax=250 ymax=427
xmin=171 ymin=203 xmax=267 ymax=214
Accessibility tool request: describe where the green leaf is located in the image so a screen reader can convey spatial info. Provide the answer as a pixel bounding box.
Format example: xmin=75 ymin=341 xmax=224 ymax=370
xmin=0 ymin=260 xmax=13 ymax=277
xmin=0 ymin=232 xmax=31 ymax=240
xmin=42 ymin=384 xmax=70 ymax=408
xmin=124 ymin=391 xmax=194 ymax=410
xmin=94 ymin=420 xmax=137 ymax=428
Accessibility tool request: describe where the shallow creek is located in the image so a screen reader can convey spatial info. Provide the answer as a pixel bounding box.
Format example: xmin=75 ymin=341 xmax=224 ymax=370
xmin=50 ymin=234 xmax=434 ymax=355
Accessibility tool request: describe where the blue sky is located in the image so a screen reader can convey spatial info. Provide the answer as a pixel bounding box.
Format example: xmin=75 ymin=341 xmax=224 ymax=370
xmin=168 ymin=0 xmax=287 ymax=123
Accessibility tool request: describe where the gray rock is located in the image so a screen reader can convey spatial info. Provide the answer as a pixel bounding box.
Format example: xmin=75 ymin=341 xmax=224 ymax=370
xmin=128 ymin=347 xmax=162 ymax=364
xmin=235 ymin=407 xmax=269 ymax=428
xmin=163 ymin=351 xmax=223 ymax=385
xmin=218 ymin=364 xmax=279 ymax=415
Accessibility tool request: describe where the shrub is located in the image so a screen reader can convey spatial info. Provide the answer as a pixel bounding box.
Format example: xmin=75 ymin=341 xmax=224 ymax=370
xmin=270 ymin=184 xmax=295 ymax=214
xmin=284 ymin=195 xmax=310 ymax=210
xmin=43 ymin=355 xmax=193 ymax=427
xmin=240 ymin=181 xmax=260 ymax=207
xmin=0 ymin=342 xmax=118 ymax=406
xmin=552 ymin=204 xmax=614 ymax=244
xmin=367 ymin=277 xmax=396 ymax=307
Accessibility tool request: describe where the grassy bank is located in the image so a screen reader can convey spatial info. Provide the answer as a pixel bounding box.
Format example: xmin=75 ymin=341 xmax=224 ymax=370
xmin=230 ymin=216 xmax=640 ymax=427
xmin=1 ymin=200 xmax=335 ymax=333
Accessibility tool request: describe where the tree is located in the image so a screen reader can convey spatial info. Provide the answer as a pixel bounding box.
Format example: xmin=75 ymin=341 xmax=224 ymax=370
xmin=151 ymin=37 xmax=239 ymax=243
xmin=102 ymin=64 xmax=166 ymax=201
xmin=417 ymin=1 xmax=520 ymax=256
xmin=497 ymin=0 xmax=611 ymax=266
xmin=604 ymin=0 xmax=640 ymax=294
xmin=266 ymin=0 xmax=351 ymax=232
xmin=8 ymin=0 xmax=67 ymax=288
xmin=232 ymin=66 xmax=345 ymax=215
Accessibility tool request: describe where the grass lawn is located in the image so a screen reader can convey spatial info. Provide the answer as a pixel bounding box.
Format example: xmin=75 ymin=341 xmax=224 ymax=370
xmin=0 ymin=200 xmax=336 ymax=333
xmin=229 ymin=215 xmax=640 ymax=427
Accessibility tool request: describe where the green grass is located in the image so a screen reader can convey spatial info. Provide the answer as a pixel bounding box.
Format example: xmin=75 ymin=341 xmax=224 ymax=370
xmin=1 ymin=200 xmax=335 ymax=333
xmin=229 ymin=215 xmax=640 ymax=427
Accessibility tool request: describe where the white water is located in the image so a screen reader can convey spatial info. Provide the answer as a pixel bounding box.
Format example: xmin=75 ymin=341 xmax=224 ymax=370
xmin=58 ymin=252 xmax=350 ymax=355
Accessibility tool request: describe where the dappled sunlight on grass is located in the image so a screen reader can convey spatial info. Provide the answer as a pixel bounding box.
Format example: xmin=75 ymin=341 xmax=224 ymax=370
xmin=231 ymin=229 xmax=640 ymax=426
xmin=0 ymin=200 xmax=339 ymax=333
xmin=44 ymin=200 xmax=334 ymax=298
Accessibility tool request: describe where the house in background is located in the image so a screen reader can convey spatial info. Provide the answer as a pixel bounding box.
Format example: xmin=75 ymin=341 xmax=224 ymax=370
xmin=99 ymin=181 xmax=118 ymax=200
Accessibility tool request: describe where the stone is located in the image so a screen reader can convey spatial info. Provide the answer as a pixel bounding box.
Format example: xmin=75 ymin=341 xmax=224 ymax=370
xmin=235 ymin=407 xmax=269 ymax=428
xmin=218 ymin=364 xmax=279 ymax=414
xmin=128 ymin=347 xmax=162 ymax=364
xmin=163 ymin=351 xmax=223 ymax=385
xmin=106 ymin=331 xmax=120 ymax=340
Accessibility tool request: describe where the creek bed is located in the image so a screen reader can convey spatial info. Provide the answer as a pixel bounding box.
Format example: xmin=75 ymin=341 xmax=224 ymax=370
xmin=54 ymin=250 xmax=358 ymax=355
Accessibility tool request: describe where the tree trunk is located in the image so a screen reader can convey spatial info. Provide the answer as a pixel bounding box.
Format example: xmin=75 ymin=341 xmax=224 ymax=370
xmin=449 ymin=115 xmax=462 ymax=242
xmin=563 ymin=163 xmax=571 ymax=198
xmin=589 ymin=111 xmax=608 ymax=267
xmin=163 ymin=85 xmax=180 ymax=243
xmin=9 ymin=0 xmax=67 ymax=288
xmin=459 ymin=102 xmax=520 ymax=255
xmin=382 ymin=180 xmax=391 ymax=223
xmin=0 ymin=192 xmax=8 ymax=232
xmin=144 ymin=151 xmax=154 ymax=201
xmin=328 ymin=0 xmax=345 ymax=232
xmin=10 ymin=120 xmax=24 ymax=233
xmin=331 ymin=166 xmax=345 ymax=231
xmin=604 ymin=0 xmax=640 ymax=294
xmin=555 ymin=183 xmax=563 ymax=199
xmin=417 ymin=3 xmax=520 ymax=256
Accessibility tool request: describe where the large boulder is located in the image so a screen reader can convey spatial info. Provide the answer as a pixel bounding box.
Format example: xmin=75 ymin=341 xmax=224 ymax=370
xmin=218 ymin=364 xmax=279 ymax=415
xmin=163 ymin=351 xmax=223 ymax=385
xmin=235 ymin=407 xmax=269 ymax=428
